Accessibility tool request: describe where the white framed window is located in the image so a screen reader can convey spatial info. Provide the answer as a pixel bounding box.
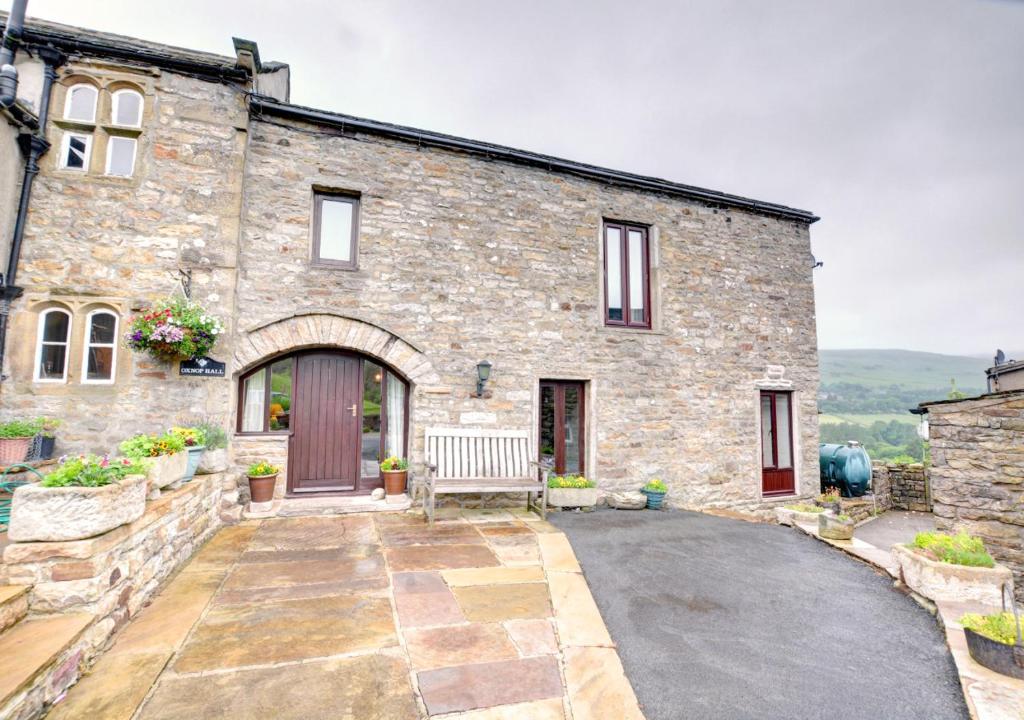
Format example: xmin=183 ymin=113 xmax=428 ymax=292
xmin=105 ymin=136 xmax=137 ymax=177
xmin=63 ymin=84 xmax=98 ymax=123
xmin=34 ymin=308 xmax=72 ymax=383
xmin=81 ymin=310 xmax=119 ymax=384
xmin=111 ymin=89 xmax=143 ymax=127
xmin=59 ymin=132 xmax=92 ymax=171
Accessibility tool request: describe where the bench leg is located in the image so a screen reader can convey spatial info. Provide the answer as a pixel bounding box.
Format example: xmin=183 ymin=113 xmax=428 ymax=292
xmin=540 ymin=485 xmax=547 ymax=520
xmin=428 ymin=488 xmax=436 ymax=527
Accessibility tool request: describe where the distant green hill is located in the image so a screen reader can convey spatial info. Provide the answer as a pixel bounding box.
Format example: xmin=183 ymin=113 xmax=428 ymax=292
xmin=820 ymin=349 xmax=988 ymax=394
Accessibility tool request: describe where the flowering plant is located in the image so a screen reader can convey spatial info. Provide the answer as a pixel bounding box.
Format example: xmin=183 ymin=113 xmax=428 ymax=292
xmin=246 ymin=460 xmax=280 ymax=477
xmin=643 ymin=478 xmax=668 ymax=493
xmin=547 ymin=474 xmax=595 ymax=489
xmin=169 ymin=426 xmax=205 ymax=448
xmin=379 ymin=456 xmax=408 ymax=472
xmin=41 ymin=454 xmax=146 ymax=488
xmin=119 ymin=431 xmax=186 ymax=459
xmin=125 ymin=297 xmax=224 ymax=362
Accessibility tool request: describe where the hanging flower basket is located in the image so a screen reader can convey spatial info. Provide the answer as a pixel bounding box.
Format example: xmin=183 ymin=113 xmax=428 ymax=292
xmin=125 ymin=297 xmax=224 ymax=363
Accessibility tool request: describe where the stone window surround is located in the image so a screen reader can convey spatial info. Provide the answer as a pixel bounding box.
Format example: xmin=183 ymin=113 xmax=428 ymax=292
xmin=595 ymin=216 xmax=662 ymax=335
xmin=32 ymin=307 xmax=72 ymax=384
xmin=51 ymin=67 xmax=152 ymax=182
xmin=27 ymin=296 xmax=129 ymax=387
xmin=80 ymin=308 xmax=119 ymax=385
xmin=754 ymin=368 xmax=804 ymax=501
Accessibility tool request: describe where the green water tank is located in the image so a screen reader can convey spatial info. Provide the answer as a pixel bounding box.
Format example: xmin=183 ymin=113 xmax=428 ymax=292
xmin=819 ymin=441 xmax=872 ymax=497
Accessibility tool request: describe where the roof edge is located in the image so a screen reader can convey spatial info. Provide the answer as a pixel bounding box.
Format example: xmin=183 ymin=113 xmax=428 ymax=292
xmin=250 ymin=96 xmax=820 ymax=224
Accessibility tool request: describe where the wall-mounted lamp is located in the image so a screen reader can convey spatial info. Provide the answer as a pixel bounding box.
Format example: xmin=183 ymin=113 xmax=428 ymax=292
xmin=475 ymin=360 xmax=493 ymax=398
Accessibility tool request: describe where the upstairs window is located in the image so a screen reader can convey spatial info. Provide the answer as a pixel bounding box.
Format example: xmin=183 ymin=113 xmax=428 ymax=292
xmin=34 ymin=309 xmax=72 ymax=382
xmin=105 ymin=136 xmax=137 ymax=177
xmin=111 ymin=89 xmax=142 ymax=127
xmin=81 ymin=310 xmax=119 ymax=383
xmin=63 ymin=84 xmax=97 ymax=122
xmin=603 ymin=221 xmax=650 ymax=328
xmin=59 ymin=132 xmax=92 ymax=171
xmin=312 ymin=193 xmax=359 ymax=268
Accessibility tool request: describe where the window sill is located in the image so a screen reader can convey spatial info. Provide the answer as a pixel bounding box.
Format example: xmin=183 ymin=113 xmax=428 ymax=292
xmin=596 ymin=325 xmax=666 ymax=337
xmin=310 ymin=261 xmax=359 ymax=272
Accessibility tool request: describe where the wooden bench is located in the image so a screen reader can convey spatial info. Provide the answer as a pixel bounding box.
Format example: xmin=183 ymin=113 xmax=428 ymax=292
xmin=423 ymin=427 xmax=548 ymax=525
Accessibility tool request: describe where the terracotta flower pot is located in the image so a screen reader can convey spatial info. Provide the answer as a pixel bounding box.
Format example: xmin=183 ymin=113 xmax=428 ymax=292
xmin=248 ymin=473 xmax=277 ymax=503
xmin=382 ymin=469 xmax=407 ymax=496
xmin=0 ymin=437 xmax=32 ymax=465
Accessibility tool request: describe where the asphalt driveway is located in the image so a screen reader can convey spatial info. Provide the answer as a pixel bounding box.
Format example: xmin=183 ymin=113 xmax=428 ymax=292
xmin=550 ymin=509 xmax=968 ymax=720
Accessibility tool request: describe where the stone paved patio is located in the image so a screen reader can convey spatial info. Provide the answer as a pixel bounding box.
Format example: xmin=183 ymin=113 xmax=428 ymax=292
xmin=45 ymin=508 xmax=643 ymax=719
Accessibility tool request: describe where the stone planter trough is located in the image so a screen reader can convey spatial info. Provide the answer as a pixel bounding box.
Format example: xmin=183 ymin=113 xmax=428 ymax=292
xmin=892 ymin=543 xmax=1014 ymax=605
xmin=146 ymin=452 xmax=188 ymax=493
xmin=776 ymin=506 xmax=832 ymax=526
xmin=7 ymin=474 xmax=148 ymax=542
xmin=818 ymin=513 xmax=855 ymax=540
xmin=548 ymin=487 xmax=598 ymax=508
xmin=196 ymin=447 xmax=228 ymax=475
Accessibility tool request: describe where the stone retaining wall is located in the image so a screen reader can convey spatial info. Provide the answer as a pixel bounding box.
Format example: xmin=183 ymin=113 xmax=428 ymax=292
xmin=925 ymin=391 xmax=1024 ymax=602
xmin=0 ymin=474 xmax=225 ymax=720
xmin=871 ymin=462 xmax=931 ymax=512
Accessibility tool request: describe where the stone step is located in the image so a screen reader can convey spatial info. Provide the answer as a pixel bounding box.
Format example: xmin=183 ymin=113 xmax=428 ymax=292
xmin=0 ymin=613 xmax=93 ymax=710
xmin=275 ymin=495 xmax=411 ymax=518
xmin=0 ymin=585 xmax=29 ymax=635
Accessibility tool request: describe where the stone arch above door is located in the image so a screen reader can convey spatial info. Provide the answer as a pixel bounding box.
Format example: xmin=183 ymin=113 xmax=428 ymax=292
xmin=233 ymin=312 xmax=440 ymax=386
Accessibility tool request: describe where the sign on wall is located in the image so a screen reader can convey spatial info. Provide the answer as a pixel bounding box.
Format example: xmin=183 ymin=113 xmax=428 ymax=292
xmin=179 ymin=357 xmax=226 ymax=377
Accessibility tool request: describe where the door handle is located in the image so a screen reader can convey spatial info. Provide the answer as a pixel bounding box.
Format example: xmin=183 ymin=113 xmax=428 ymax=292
xmin=349 ymin=404 xmax=358 ymax=417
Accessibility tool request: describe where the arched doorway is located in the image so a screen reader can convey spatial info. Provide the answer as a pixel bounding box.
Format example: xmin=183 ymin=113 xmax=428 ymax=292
xmin=237 ymin=350 xmax=408 ymax=496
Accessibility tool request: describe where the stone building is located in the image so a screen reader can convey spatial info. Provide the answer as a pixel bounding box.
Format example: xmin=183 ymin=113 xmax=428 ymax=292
xmin=0 ymin=14 xmax=821 ymax=515
xmin=922 ymin=389 xmax=1024 ymax=600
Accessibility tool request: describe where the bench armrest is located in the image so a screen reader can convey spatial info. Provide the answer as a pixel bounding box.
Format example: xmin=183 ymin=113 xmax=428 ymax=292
xmin=528 ymin=460 xmax=550 ymax=483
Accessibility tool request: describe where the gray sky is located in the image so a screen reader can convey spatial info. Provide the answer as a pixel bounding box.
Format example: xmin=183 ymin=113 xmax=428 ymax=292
xmin=22 ymin=0 xmax=1024 ymax=356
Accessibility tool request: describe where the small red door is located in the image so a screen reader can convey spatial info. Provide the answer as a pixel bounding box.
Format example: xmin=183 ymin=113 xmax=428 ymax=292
xmin=760 ymin=390 xmax=795 ymax=496
xmin=288 ymin=353 xmax=362 ymax=494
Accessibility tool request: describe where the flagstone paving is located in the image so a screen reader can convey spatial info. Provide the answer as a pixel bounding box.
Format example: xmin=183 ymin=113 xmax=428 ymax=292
xmin=45 ymin=510 xmax=644 ymax=719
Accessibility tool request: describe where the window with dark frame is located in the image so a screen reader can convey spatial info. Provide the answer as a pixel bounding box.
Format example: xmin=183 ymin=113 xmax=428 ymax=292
xmin=603 ymin=221 xmax=651 ymax=328
xmin=312 ymin=192 xmax=360 ymax=268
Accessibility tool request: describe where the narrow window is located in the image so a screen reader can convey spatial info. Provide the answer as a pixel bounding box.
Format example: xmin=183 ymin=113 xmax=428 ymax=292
xmin=760 ymin=390 xmax=796 ymax=496
xmin=63 ymin=84 xmax=97 ymax=122
xmin=34 ymin=309 xmax=72 ymax=382
xmin=82 ymin=310 xmax=118 ymax=383
xmin=312 ymin=193 xmax=359 ymax=268
xmin=111 ymin=89 xmax=143 ymax=127
xmin=105 ymin=136 xmax=137 ymax=177
xmin=603 ymin=221 xmax=650 ymax=328
xmin=59 ymin=132 xmax=92 ymax=171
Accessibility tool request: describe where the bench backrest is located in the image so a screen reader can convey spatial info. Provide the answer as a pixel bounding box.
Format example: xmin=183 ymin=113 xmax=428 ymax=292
xmin=425 ymin=427 xmax=535 ymax=481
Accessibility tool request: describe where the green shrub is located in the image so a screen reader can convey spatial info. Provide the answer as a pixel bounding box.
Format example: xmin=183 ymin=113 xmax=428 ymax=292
xmin=643 ymin=478 xmax=668 ymax=493
xmin=169 ymin=426 xmax=205 ymax=447
xmin=785 ymin=503 xmax=825 ymax=513
xmin=0 ymin=418 xmax=43 ymax=439
xmin=380 ymin=456 xmax=408 ymax=471
xmin=119 ymin=431 xmax=186 ymax=459
xmin=38 ymin=417 xmax=61 ymax=438
xmin=961 ymin=612 xmax=1024 ymax=646
xmin=178 ymin=417 xmax=228 ymax=450
xmin=246 ymin=460 xmax=280 ymax=477
xmin=817 ymin=488 xmax=841 ymax=504
xmin=547 ymin=474 xmax=595 ymax=489
xmin=41 ymin=455 xmax=146 ymax=488
xmin=912 ymin=531 xmax=995 ymax=568
xmin=836 ymin=514 xmax=852 ymax=522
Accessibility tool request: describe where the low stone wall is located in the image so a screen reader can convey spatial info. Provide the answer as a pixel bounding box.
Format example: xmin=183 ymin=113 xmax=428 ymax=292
xmin=926 ymin=391 xmax=1024 ymax=602
xmin=0 ymin=474 xmax=225 ymax=720
xmin=871 ymin=462 xmax=930 ymax=512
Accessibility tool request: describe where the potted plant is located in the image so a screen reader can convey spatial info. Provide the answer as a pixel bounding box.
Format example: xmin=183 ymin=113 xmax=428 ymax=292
xmin=119 ymin=430 xmax=187 ymax=495
xmin=961 ymin=586 xmax=1024 ymax=680
xmin=37 ymin=418 xmax=61 ymax=460
xmin=170 ymin=426 xmax=206 ymax=482
xmin=380 ymin=456 xmax=409 ymax=498
xmin=8 ymin=454 xmax=148 ymax=542
xmin=818 ymin=512 xmax=855 ymax=540
xmin=246 ymin=460 xmax=280 ymax=503
xmin=0 ymin=418 xmax=43 ymax=465
xmin=124 ymin=296 xmax=224 ymax=363
xmin=641 ymin=478 xmax=668 ymax=509
xmin=192 ymin=420 xmax=229 ymax=474
xmin=892 ymin=531 xmax=1014 ymax=604
xmin=815 ymin=487 xmax=842 ymax=515
xmin=547 ymin=475 xmax=598 ymax=508
xmin=776 ymin=503 xmax=831 ymax=526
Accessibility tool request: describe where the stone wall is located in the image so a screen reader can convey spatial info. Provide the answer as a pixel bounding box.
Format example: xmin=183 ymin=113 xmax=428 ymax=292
xmin=926 ymin=391 xmax=1024 ymax=601
xmin=0 ymin=474 xmax=223 ymax=719
xmin=871 ymin=461 xmax=930 ymax=512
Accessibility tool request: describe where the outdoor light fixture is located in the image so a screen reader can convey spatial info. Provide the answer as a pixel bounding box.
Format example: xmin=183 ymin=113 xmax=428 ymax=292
xmin=475 ymin=360 xmax=493 ymax=397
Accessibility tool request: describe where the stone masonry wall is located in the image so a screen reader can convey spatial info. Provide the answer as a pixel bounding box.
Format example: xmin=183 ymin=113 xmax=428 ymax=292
xmin=871 ymin=461 xmax=930 ymax=512
xmin=927 ymin=391 xmax=1024 ymax=601
xmin=0 ymin=474 xmax=223 ymax=720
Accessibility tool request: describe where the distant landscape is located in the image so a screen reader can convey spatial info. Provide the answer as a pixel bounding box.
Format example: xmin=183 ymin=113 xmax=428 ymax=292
xmin=818 ymin=349 xmax=992 ymax=462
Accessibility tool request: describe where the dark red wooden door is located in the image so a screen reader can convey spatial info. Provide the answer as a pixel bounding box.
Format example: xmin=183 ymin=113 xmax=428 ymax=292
xmin=288 ymin=353 xmax=362 ymax=494
xmin=760 ymin=390 xmax=795 ymax=496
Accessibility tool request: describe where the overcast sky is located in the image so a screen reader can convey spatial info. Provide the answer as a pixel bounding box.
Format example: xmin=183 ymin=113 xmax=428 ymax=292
xmin=22 ymin=0 xmax=1024 ymax=356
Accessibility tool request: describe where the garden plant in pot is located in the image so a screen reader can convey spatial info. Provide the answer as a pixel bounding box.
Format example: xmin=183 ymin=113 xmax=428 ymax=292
xmin=124 ymin=296 xmax=223 ymax=363
xmin=815 ymin=487 xmax=842 ymax=515
xmin=380 ymin=456 xmax=408 ymax=498
xmin=641 ymin=478 xmax=668 ymax=509
xmin=36 ymin=418 xmax=61 ymax=460
xmin=0 ymin=418 xmax=43 ymax=466
xmin=170 ymin=426 xmax=206 ymax=482
xmin=119 ymin=430 xmax=187 ymax=496
xmin=8 ymin=454 xmax=148 ymax=542
xmin=893 ymin=531 xmax=1012 ymax=605
xmin=547 ymin=475 xmax=597 ymax=509
xmin=246 ymin=460 xmax=280 ymax=504
xmin=191 ymin=420 xmax=229 ymax=474
xmin=960 ymin=585 xmax=1024 ymax=680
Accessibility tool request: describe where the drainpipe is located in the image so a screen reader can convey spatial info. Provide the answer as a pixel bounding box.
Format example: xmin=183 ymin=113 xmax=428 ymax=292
xmin=0 ymin=33 xmax=63 ymax=383
xmin=0 ymin=0 xmax=28 ymax=108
